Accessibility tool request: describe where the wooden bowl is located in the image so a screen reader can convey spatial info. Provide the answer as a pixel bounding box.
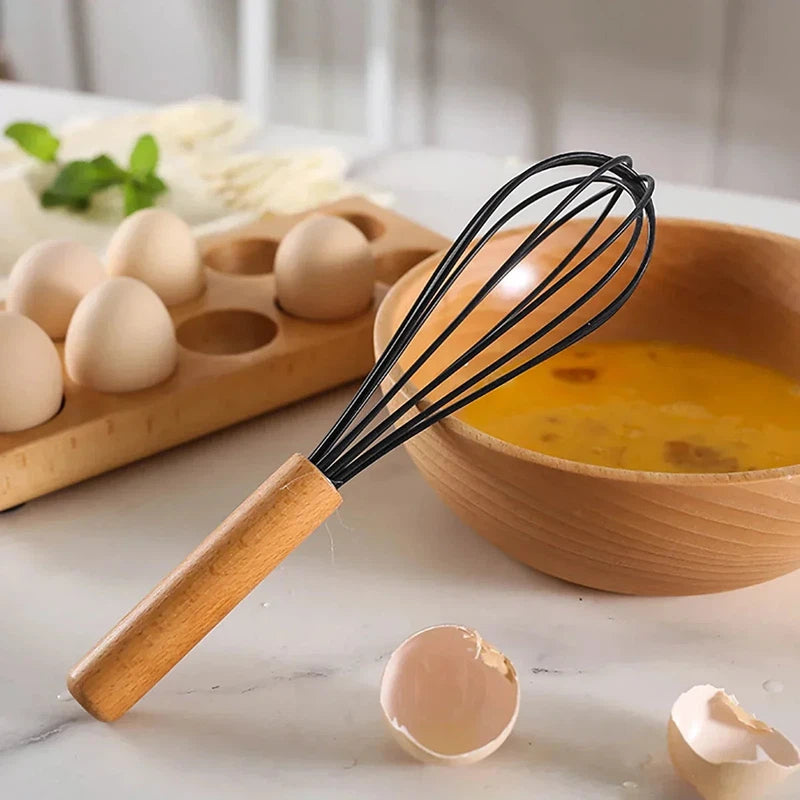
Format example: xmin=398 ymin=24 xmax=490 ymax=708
xmin=374 ymin=218 xmax=800 ymax=595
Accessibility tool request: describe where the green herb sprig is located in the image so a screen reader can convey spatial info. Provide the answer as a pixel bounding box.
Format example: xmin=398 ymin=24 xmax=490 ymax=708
xmin=4 ymin=122 xmax=168 ymax=216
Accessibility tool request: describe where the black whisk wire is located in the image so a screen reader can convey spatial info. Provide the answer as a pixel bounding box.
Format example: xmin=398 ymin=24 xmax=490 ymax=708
xmin=311 ymin=151 xmax=627 ymax=464
xmin=309 ymin=152 xmax=656 ymax=487
xmin=316 ymin=183 xmax=622 ymax=477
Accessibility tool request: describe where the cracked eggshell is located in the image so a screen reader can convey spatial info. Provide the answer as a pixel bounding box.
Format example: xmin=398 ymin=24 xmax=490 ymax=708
xmin=668 ymin=684 xmax=800 ymax=800
xmin=65 ymin=276 xmax=178 ymax=393
xmin=275 ymin=214 xmax=374 ymax=321
xmin=106 ymin=208 xmax=205 ymax=306
xmin=379 ymin=624 xmax=519 ymax=765
xmin=8 ymin=240 xmax=105 ymax=339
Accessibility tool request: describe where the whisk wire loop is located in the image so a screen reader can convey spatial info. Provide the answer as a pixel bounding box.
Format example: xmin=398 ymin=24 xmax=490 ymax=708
xmin=310 ymin=152 xmax=655 ymax=486
xmin=311 ymin=153 xmax=634 ymax=462
xmin=330 ymin=214 xmax=647 ymax=486
xmin=316 ymin=184 xmax=625 ymax=476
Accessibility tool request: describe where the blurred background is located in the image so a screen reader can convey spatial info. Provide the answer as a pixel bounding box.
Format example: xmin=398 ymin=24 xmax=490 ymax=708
xmin=1 ymin=0 xmax=798 ymax=199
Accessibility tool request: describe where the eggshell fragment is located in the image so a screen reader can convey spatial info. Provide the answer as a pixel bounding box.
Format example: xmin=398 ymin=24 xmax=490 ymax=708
xmin=0 ymin=312 xmax=63 ymax=432
xmin=106 ymin=208 xmax=205 ymax=306
xmin=379 ymin=625 xmax=519 ymax=765
xmin=668 ymin=684 xmax=800 ymax=800
xmin=65 ymin=276 xmax=178 ymax=393
xmin=275 ymin=214 xmax=375 ymax=321
xmin=8 ymin=240 xmax=105 ymax=338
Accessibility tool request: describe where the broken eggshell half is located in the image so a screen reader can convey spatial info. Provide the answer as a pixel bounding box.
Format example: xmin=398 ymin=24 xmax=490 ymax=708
xmin=379 ymin=624 xmax=519 ymax=765
xmin=668 ymin=684 xmax=800 ymax=800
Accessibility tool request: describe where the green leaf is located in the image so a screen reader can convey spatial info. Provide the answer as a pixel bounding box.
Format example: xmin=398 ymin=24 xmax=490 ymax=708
xmin=41 ymin=189 xmax=90 ymax=211
xmin=123 ymin=168 xmax=168 ymax=216
xmin=47 ymin=160 xmax=102 ymax=200
xmin=123 ymin=179 xmax=156 ymax=216
xmin=31 ymin=132 xmax=167 ymax=217
xmin=4 ymin=121 xmax=60 ymax=162
xmin=89 ymin=154 xmax=127 ymax=188
xmin=40 ymin=156 xmax=128 ymax=212
xmin=133 ymin=172 xmax=167 ymax=195
xmin=128 ymin=134 xmax=158 ymax=178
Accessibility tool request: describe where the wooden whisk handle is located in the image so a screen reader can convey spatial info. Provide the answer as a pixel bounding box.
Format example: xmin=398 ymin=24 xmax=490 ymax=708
xmin=67 ymin=454 xmax=341 ymax=722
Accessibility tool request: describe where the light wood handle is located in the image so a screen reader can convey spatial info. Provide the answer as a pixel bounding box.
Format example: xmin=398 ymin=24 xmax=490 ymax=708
xmin=67 ymin=453 xmax=341 ymax=722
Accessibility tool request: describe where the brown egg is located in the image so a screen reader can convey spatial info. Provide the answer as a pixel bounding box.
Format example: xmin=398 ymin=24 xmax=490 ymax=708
xmin=0 ymin=311 xmax=64 ymax=432
xmin=8 ymin=240 xmax=105 ymax=339
xmin=275 ymin=214 xmax=375 ymax=321
xmin=106 ymin=208 xmax=205 ymax=306
xmin=65 ymin=277 xmax=178 ymax=393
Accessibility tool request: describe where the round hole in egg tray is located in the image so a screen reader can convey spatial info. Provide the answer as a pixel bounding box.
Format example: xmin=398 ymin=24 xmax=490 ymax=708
xmin=203 ymin=239 xmax=278 ymax=276
xmin=176 ymin=309 xmax=278 ymax=355
xmin=336 ymin=212 xmax=385 ymax=242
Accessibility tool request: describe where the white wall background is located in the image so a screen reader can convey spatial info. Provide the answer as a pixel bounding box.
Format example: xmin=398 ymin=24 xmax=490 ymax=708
xmin=3 ymin=0 xmax=800 ymax=200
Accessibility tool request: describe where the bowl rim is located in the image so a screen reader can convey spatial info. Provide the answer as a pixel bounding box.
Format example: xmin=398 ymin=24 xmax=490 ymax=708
xmin=374 ymin=216 xmax=800 ymax=486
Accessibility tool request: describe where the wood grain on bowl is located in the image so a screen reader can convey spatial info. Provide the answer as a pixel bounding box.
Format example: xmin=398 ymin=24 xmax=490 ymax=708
xmin=374 ymin=218 xmax=800 ymax=595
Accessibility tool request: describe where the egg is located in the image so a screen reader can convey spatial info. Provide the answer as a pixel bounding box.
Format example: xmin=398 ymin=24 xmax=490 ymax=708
xmin=0 ymin=312 xmax=64 ymax=432
xmin=65 ymin=277 xmax=178 ymax=393
xmin=275 ymin=214 xmax=375 ymax=321
xmin=379 ymin=625 xmax=519 ymax=765
xmin=7 ymin=240 xmax=105 ymax=339
xmin=668 ymin=684 xmax=800 ymax=800
xmin=106 ymin=208 xmax=205 ymax=306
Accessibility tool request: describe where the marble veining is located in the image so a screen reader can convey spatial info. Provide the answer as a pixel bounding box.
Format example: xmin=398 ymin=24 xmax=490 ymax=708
xmin=2 ymin=388 xmax=797 ymax=799
xmin=1 ymin=715 xmax=87 ymax=755
xmin=2 ymin=113 xmax=800 ymax=798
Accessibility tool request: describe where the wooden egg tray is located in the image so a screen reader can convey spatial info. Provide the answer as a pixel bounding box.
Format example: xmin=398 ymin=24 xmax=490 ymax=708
xmin=0 ymin=197 xmax=449 ymax=510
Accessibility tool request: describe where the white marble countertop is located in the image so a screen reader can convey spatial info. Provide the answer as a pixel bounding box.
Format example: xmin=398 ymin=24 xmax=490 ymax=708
xmin=1 ymin=83 xmax=800 ymax=799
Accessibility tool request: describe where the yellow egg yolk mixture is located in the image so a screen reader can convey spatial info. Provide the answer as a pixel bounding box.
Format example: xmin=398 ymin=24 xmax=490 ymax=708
xmin=456 ymin=341 xmax=800 ymax=473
